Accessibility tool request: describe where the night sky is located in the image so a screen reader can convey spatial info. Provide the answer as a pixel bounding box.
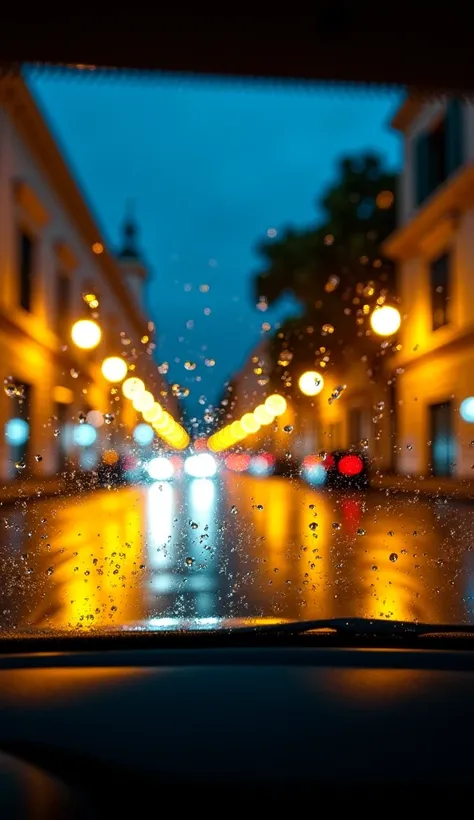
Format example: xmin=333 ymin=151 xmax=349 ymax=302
xmin=29 ymin=70 xmax=401 ymax=418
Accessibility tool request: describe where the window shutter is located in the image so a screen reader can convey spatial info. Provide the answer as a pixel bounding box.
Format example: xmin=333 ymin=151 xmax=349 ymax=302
xmin=445 ymin=98 xmax=463 ymax=176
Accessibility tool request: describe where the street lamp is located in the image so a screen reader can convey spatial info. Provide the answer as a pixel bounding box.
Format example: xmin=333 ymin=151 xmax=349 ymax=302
xmin=101 ymin=356 xmax=128 ymax=383
xmin=122 ymin=377 xmax=145 ymax=399
xmin=71 ymin=319 xmax=101 ymax=350
xmin=264 ymin=394 xmax=287 ymax=416
xmin=298 ymin=371 xmax=324 ymax=397
xmin=370 ymin=305 xmax=401 ymax=337
xmin=253 ymin=404 xmax=274 ymax=425
xmin=132 ymin=390 xmax=154 ymax=412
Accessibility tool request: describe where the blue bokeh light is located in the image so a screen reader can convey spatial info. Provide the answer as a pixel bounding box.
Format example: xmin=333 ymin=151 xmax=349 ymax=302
xmin=133 ymin=423 xmax=155 ymax=446
xmin=5 ymin=418 xmax=29 ymax=446
xmin=73 ymin=423 xmax=97 ymax=447
xmin=460 ymin=397 xmax=474 ymax=423
xmin=303 ymin=463 xmax=327 ymax=487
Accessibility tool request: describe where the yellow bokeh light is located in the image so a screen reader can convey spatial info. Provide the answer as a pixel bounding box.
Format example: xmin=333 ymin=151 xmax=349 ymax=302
xmin=122 ymin=377 xmax=145 ymax=399
xmin=370 ymin=305 xmax=401 ymax=337
xmin=101 ymin=356 xmax=128 ymax=383
xmin=71 ymin=319 xmax=102 ymax=350
xmin=298 ymin=371 xmax=324 ymax=397
xmin=265 ymin=394 xmax=287 ymax=416
xmin=143 ymin=402 xmax=163 ymax=423
xmin=253 ymin=404 xmax=274 ymax=425
xmin=241 ymin=413 xmax=260 ymax=434
xmin=231 ymin=421 xmax=245 ymax=440
xmin=132 ymin=390 xmax=154 ymax=412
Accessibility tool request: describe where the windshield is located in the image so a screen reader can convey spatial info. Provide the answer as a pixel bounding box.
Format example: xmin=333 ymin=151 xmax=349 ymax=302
xmin=0 ymin=66 xmax=472 ymax=634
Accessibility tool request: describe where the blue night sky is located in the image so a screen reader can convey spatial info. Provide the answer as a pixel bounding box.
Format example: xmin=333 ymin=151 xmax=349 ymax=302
xmin=28 ymin=71 xmax=401 ymax=417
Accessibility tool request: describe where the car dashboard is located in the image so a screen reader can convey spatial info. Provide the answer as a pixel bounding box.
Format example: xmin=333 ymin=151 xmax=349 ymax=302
xmin=0 ymin=640 xmax=473 ymax=816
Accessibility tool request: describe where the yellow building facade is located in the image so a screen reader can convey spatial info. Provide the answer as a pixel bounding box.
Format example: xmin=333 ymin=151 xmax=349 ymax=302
xmin=0 ymin=73 xmax=176 ymax=484
xmin=383 ymin=95 xmax=474 ymax=479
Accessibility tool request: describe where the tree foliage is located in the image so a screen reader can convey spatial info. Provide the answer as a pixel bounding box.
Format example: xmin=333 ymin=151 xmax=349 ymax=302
xmin=254 ymin=153 xmax=398 ymax=386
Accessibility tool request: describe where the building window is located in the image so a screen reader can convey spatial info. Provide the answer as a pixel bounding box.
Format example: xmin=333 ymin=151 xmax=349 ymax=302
xmin=18 ymin=229 xmax=35 ymax=311
xmin=430 ymin=251 xmax=450 ymax=330
xmin=414 ymin=99 xmax=464 ymax=206
xmin=56 ymin=270 xmax=71 ymax=340
xmin=429 ymin=401 xmax=455 ymax=478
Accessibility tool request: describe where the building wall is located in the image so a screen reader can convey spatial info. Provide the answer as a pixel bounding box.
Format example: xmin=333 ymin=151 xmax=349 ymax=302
xmin=385 ymin=96 xmax=474 ymax=478
xmin=0 ymin=76 xmax=174 ymax=483
xmin=398 ymin=99 xmax=474 ymax=226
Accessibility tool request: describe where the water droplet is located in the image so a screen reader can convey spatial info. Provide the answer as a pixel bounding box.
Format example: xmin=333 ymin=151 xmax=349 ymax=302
xmin=172 ymin=384 xmax=190 ymax=398
xmin=375 ymin=401 xmax=385 ymax=412
xmin=3 ymin=378 xmax=22 ymax=398
xmin=184 ymin=361 xmax=196 ymax=371
xmin=104 ymin=413 xmax=115 ymax=424
xmin=406 ymin=444 xmax=413 ymax=450
xmin=332 ymin=522 xmax=341 ymax=530
xmin=322 ymin=323 xmax=335 ymax=334
xmin=387 ymin=530 xmax=394 ymax=536
xmin=357 ymin=528 xmax=366 ymax=536
xmin=158 ymin=362 xmax=169 ymax=375
xmin=70 ymin=368 xmax=79 ymax=379
xmin=185 ymin=556 xmax=195 ymax=567
xmin=53 ymin=429 xmax=61 ymax=437
xmin=46 ymin=566 xmax=54 ymax=576
xmin=328 ymin=385 xmax=346 ymax=405
xmin=389 ymin=552 xmax=398 ymax=562
xmin=401 ymin=549 xmax=408 ymax=555
xmin=360 ymin=438 xmax=369 ymax=449
xmin=372 ymin=565 xmax=378 ymax=571
xmin=256 ymin=504 xmax=264 ymax=511
xmin=78 ymin=411 xmax=87 ymax=424
xmin=283 ymin=425 xmax=293 ymax=433
xmin=205 ymin=358 xmax=216 ymax=367
xmin=230 ymin=505 xmax=238 ymax=515
xmin=309 ymin=522 xmax=318 ymax=531
xmin=34 ymin=454 xmax=42 ymax=462
xmin=190 ymin=521 xmax=198 ymax=529
xmin=15 ymin=459 xmax=25 ymax=470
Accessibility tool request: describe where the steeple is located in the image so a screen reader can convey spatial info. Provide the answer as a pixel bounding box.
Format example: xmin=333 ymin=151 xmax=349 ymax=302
xmin=119 ymin=199 xmax=140 ymax=260
xmin=117 ymin=200 xmax=148 ymax=306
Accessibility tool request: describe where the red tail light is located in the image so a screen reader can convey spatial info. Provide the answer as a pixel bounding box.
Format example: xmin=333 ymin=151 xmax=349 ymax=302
xmin=338 ymin=454 xmax=363 ymax=476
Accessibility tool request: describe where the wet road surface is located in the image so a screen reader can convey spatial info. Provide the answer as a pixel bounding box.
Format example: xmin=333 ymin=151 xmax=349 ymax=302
xmin=1 ymin=473 xmax=474 ymax=632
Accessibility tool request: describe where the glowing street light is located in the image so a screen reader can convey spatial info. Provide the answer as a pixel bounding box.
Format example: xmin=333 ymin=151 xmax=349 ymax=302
xmin=122 ymin=377 xmax=145 ymax=399
xmin=71 ymin=319 xmax=101 ymax=350
xmin=264 ymin=394 xmax=287 ymax=416
xmin=132 ymin=390 xmax=155 ymax=412
xmin=298 ymin=371 xmax=324 ymax=397
xmin=101 ymin=356 xmax=128 ymax=383
xmin=370 ymin=305 xmax=401 ymax=337
xmin=253 ymin=404 xmax=274 ymax=425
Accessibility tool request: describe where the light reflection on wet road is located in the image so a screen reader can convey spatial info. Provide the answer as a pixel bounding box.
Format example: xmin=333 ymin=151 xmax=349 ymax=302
xmin=1 ymin=474 xmax=474 ymax=631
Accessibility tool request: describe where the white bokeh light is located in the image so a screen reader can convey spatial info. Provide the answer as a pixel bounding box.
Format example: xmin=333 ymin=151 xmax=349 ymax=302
xmin=184 ymin=453 xmax=217 ymax=478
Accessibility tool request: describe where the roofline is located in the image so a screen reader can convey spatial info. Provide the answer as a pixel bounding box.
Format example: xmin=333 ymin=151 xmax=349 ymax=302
xmin=390 ymin=95 xmax=424 ymax=131
xmin=382 ymin=163 xmax=474 ymax=259
xmin=0 ymin=72 xmax=149 ymax=339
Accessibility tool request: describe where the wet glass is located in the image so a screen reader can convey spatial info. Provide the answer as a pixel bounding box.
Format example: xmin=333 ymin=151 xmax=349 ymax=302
xmin=0 ymin=66 xmax=473 ymax=633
